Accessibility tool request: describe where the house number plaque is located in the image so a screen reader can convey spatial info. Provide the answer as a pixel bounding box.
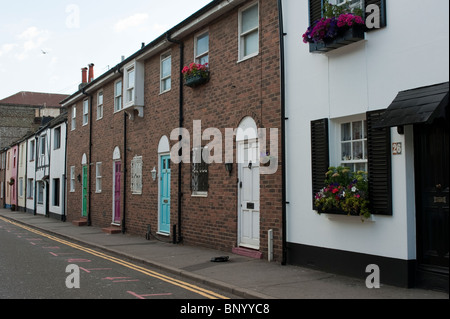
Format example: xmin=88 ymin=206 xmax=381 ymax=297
xmin=434 ymin=197 xmax=447 ymax=204
xmin=392 ymin=143 xmax=402 ymax=155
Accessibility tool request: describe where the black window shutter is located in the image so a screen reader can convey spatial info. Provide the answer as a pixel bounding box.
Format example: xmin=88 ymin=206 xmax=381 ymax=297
xmin=367 ymin=110 xmax=392 ymax=216
xmin=311 ymin=118 xmax=329 ymax=208
xmin=309 ymin=0 xmax=323 ymax=26
xmin=364 ymin=0 xmax=387 ymax=30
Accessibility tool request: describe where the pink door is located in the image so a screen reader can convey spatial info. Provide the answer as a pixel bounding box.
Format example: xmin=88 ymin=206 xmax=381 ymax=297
xmin=114 ymin=161 xmax=121 ymax=224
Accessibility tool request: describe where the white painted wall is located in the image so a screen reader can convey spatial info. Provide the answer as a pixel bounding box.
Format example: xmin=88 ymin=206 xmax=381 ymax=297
xmin=35 ymin=129 xmax=50 ymax=216
xmin=26 ymin=137 xmax=36 ymax=213
xmin=282 ymin=0 xmax=449 ymax=260
xmin=49 ymin=122 xmax=67 ymax=216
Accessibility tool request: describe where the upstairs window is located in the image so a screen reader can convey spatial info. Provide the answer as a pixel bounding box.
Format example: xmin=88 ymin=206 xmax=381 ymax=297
xmin=123 ymin=61 xmax=144 ymax=109
xmin=54 ymin=126 xmax=61 ymax=150
xmin=195 ymin=32 xmax=209 ymax=65
xmin=83 ymin=99 xmax=89 ymax=126
xmin=239 ymin=2 xmax=259 ymax=61
xmin=126 ymin=66 xmax=135 ymax=104
xmin=29 ymin=140 xmax=35 ymax=162
xmin=115 ymin=80 xmax=123 ymax=112
xmin=309 ymin=0 xmax=386 ymax=29
xmin=160 ymin=53 xmax=172 ymax=93
xmin=97 ymin=91 xmax=103 ymax=120
xmin=71 ymin=106 xmax=76 ymax=130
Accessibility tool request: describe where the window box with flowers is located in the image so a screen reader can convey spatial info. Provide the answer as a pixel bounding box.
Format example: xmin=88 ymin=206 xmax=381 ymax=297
xmin=314 ymin=166 xmax=371 ymax=219
xmin=303 ymin=0 xmax=366 ymax=53
xmin=182 ymin=63 xmax=210 ymax=88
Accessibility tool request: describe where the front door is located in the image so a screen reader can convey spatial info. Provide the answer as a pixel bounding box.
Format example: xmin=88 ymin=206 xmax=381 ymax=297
xmin=114 ymin=161 xmax=121 ymax=224
xmin=82 ymin=165 xmax=88 ymax=217
xmin=238 ymin=140 xmax=260 ymax=249
xmin=415 ymin=117 xmax=449 ymax=291
xmin=159 ymin=155 xmax=171 ymax=234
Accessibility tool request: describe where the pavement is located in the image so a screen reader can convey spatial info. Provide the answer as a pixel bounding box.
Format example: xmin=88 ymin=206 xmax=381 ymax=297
xmin=1 ymin=209 xmax=448 ymax=300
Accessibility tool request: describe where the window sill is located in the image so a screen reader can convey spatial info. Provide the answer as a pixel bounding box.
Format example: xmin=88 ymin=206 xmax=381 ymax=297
xmin=237 ymin=52 xmax=259 ymax=64
xmin=191 ymin=192 xmax=208 ymax=198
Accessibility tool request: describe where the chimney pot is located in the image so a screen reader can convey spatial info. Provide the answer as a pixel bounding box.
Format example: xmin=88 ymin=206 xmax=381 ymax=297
xmin=88 ymin=63 xmax=95 ymax=82
xmin=81 ymin=67 xmax=88 ymax=84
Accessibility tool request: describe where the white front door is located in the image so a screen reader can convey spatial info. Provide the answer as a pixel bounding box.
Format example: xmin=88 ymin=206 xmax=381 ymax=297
xmin=238 ymin=139 xmax=260 ymax=249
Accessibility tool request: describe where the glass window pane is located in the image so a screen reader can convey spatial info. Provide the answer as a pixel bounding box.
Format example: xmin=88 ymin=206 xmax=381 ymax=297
xmin=162 ymin=57 xmax=171 ymax=78
xmin=364 ymin=140 xmax=368 ymax=160
xmin=116 ymin=81 xmax=122 ymax=96
xmin=244 ymin=31 xmax=258 ymax=56
xmin=355 ymin=163 xmax=367 ymax=173
xmin=197 ymin=34 xmax=209 ymax=57
xmin=199 ymin=55 xmax=209 ymax=65
xmin=341 ymin=123 xmax=351 ymax=141
xmin=163 ymin=78 xmax=171 ymax=91
xmin=342 ymin=142 xmax=351 ymax=161
xmin=242 ymin=5 xmax=258 ymax=34
xmin=128 ymin=69 xmax=135 ymax=88
xmin=352 ymin=121 xmax=363 ymax=140
xmin=353 ymin=141 xmax=363 ymax=160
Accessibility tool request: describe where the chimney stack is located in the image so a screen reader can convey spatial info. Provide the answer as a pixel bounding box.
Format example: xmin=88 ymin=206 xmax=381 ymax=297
xmin=81 ymin=67 xmax=88 ymax=84
xmin=88 ymin=63 xmax=95 ymax=82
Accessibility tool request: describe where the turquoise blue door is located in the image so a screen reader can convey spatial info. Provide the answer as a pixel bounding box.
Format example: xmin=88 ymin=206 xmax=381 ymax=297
xmin=159 ymin=155 xmax=171 ymax=233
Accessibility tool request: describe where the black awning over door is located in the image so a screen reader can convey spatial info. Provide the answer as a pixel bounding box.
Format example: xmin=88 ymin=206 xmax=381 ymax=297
xmin=374 ymin=82 xmax=449 ymax=128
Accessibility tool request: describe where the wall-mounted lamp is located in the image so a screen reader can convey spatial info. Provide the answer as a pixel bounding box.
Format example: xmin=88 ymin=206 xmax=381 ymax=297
xmin=151 ymin=167 xmax=157 ymax=181
xmin=225 ymin=163 xmax=233 ymax=176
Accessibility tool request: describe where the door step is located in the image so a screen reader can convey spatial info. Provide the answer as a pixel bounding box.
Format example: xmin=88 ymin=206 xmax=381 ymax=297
xmin=102 ymin=226 xmax=122 ymax=234
xmin=232 ymin=247 xmax=263 ymax=259
xmin=72 ymin=218 xmax=88 ymax=227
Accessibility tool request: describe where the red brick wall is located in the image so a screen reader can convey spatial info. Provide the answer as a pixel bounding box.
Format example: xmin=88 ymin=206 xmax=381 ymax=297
xmin=66 ymin=0 xmax=283 ymax=261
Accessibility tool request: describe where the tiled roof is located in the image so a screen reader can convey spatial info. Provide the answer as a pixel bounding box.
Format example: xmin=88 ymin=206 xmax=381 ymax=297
xmin=0 ymin=91 xmax=69 ymax=107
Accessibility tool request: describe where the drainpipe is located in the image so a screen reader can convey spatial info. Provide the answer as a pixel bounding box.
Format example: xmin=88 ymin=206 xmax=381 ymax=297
xmin=82 ymin=88 xmax=93 ymax=226
xmin=166 ymin=32 xmax=184 ymax=244
xmin=34 ymin=136 xmax=38 ymax=215
xmin=62 ymin=120 xmax=68 ymax=222
xmin=278 ymin=0 xmax=288 ymax=266
xmin=122 ymin=112 xmax=127 ymax=234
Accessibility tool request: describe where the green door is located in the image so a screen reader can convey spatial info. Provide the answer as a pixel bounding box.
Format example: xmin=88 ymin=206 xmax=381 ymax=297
xmin=82 ymin=165 xmax=88 ymax=217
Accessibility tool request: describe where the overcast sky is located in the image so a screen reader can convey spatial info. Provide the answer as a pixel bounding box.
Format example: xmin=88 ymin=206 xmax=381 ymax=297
xmin=0 ymin=0 xmax=212 ymax=99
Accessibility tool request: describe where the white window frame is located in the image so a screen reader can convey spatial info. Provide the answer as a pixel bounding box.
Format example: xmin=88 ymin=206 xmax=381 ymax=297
xmin=195 ymin=31 xmax=209 ymax=65
xmin=125 ymin=65 xmax=135 ymax=105
xmin=131 ymin=156 xmax=143 ymax=195
xmin=82 ymin=99 xmax=89 ymax=126
xmin=97 ymin=91 xmax=103 ymax=120
xmin=29 ymin=140 xmax=35 ymax=162
xmin=71 ymin=106 xmax=77 ymax=130
xmin=18 ymin=178 xmax=24 ymax=198
xmin=27 ymin=178 xmax=34 ymax=199
xmin=191 ymin=146 xmax=209 ymax=197
xmin=238 ymin=1 xmax=259 ymax=62
xmin=70 ymin=166 xmax=76 ymax=192
xmin=37 ymin=181 xmax=44 ymax=205
xmin=332 ymin=0 xmax=363 ymax=10
xmin=114 ymin=80 xmax=123 ymax=112
xmin=96 ymin=162 xmax=102 ymax=193
xmin=54 ymin=126 xmax=61 ymax=150
xmin=160 ymin=52 xmax=172 ymax=94
xmin=330 ymin=114 xmax=368 ymax=173
xmin=39 ymin=135 xmax=46 ymax=163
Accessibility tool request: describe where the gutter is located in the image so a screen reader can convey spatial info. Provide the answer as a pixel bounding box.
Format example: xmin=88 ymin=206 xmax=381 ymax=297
xmin=166 ymin=32 xmax=184 ymax=244
xmin=278 ymin=0 xmax=288 ymax=266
